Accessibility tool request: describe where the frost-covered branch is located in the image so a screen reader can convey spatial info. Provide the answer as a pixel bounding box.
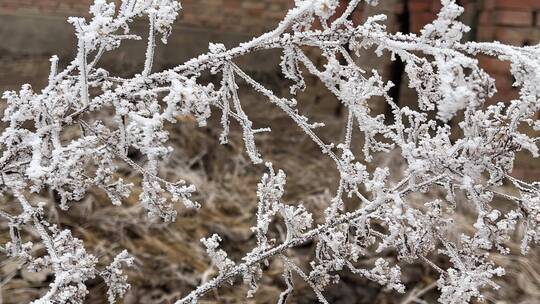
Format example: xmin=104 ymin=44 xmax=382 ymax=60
xmin=1 ymin=0 xmax=540 ymax=303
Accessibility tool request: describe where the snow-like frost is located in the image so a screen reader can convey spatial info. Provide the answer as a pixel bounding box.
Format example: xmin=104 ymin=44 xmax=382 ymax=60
xmin=1 ymin=0 xmax=540 ymax=303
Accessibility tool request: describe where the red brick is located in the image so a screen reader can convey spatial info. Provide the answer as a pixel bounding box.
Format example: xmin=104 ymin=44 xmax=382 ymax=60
xmin=490 ymin=73 xmax=520 ymax=101
xmin=493 ymin=10 xmax=533 ymax=26
xmin=241 ymin=2 xmax=265 ymax=10
xmin=483 ymin=0 xmax=496 ymax=10
xmin=431 ymin=0 xmax=442 ymax=12
xmin=409 ymin=0 xmax=432 ymax=12
xmin=494 ymin=27 xmax=538 ymax=45
xmin=410 ymin=11 xmax=436 ymax=32
xmin=478 ymin=55 xmax=511 ymax=74
xmin=393 ymin=2 xmax=405 ymax=14
xmin=477 ymin=25 xmax=496 ymax=41
xmin=224 ymin=0 xmax=240 ymax=9
xmin=0 ymin=2 xmax=18 ymax=12
xmin=493 ymin=0 xmax=540 ymax=10
xmin=479 ymin=12 xmax=492 ymax=25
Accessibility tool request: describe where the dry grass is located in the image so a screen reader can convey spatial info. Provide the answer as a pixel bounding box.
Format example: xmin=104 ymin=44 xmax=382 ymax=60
xmin=1 ymin=71 xmax=539 ymax=304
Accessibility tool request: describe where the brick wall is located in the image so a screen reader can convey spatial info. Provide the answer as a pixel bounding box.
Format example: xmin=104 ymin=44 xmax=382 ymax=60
xmin=0 ymin=0 xmax=292 ymax=34
xmin=182 ymin=0 xmax=291 ymax=33
xmin=0 ymin=0 xmax=92 ymax=16
xmin=407 ymin=0 xmax=540 ymax=102
xmin=2 ymin=0 xmax=540 ymax=48
xmin=406 ymin=0 xmax=540 ymax=180
xmin=477 ymin=0 xmax=540 ymax=102
xmin=0 ymin=0 xmax=295 ymax=87
xmin=478 ymin=0 xmax=540 ymax=180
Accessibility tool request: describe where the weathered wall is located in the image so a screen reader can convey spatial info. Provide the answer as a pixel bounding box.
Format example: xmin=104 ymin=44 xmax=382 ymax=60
xmin=406 ymin=0 xmax=540 ymax=180
xmin=0 ymin=0 xmax=292 ymax=91
xmin=0 ymin=0 xmax=292 ymax=33
xmin=3 ymin=0 xmax=540 ymax=75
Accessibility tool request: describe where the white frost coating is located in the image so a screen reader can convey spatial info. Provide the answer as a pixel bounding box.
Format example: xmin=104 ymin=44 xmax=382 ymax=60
xmin=1 ymin=0 xmax=540 ymax=303
xmin=100 ymin=250 xmax=134 ymax=304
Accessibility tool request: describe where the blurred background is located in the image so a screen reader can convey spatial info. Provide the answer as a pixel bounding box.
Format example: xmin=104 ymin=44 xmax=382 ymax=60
xmin=0 ymin=0 xmax=539 ymax=303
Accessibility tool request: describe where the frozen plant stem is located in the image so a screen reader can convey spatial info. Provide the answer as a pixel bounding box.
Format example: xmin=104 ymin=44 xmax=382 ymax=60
xmin=1 ymin=1 xmax=539 ymax=304
xmin=177 ymin=174 xmax=442 ymax=303
xmin=143 ymin=11 xmax=156 ymax=77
